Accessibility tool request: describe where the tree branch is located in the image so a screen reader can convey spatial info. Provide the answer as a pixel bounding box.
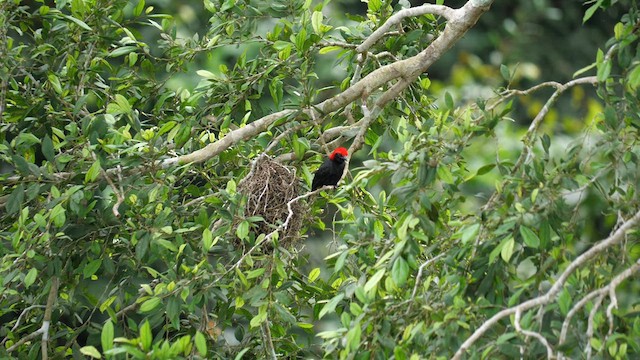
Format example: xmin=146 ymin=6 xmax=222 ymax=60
xmin=452 ymin=208 xmax=640 ymax=360
xmin=261 ymin=321 xmax=277 ymax=360
xmin=557 ymin=259 xmax=640 ymax=359
xmin=7 ymin=276 xmax=59 ymax=359
xmin=406 ymin=253 xmax=445 ymax=315
xmin=481 ymin=76 xmax=598 ymax=212
xmin=160 ymin=109 xmax=296 ymax=167
xmin=514 ymin=308 xmax=554 ymax=359
xmin=160 ymin=0 xmax=493 ymax=168
xmin=512 ymin=76 xmax=598 ymax=172
xmin=356 ymin=4 xmax=455 ymax=53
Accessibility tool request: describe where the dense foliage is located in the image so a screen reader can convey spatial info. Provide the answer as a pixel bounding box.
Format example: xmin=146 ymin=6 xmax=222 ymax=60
xmin=1 ymin=0 xmax=639 ymax=359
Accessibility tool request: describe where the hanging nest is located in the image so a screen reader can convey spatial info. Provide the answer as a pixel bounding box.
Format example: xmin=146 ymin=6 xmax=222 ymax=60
xmin=237 ymin=156 xmax=306 ymax=248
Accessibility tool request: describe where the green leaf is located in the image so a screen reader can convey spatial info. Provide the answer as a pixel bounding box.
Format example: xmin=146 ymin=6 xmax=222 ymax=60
xmin=158 ymin=120 xmax=177 ymax=136
xmin=108 ymin=46 xmax=137 ymax=58
xmin=573 ymin=61 xmax=597 ymax=77
xmin=368 ymin=0 xmax=381 ymax=12
xmin=350 ymin=302 xmax=362 ymax=316
xmin=140 ymin=297 xmax=161 ymax=312
xmin=235 ymin=296 xmax=244 ymax=309
xmin=603 ymin=105 xmax=618 ymax=128
xmin=519 ymin=226 xmax=540 ymax=248
xmin=391 ymin=257 xmax=409 ymax=287
xmin=269 ymin=78 xmax=283 ymax=107
xmin=114 ymin=94 xmax=132 ymax=114
xmin=597 ymin=59 xmax=612 ymax=82
xmin=319 ymin=46 xmax=341 ymax=54
xmin=318 ymin=293 xmax=344 ymax=319
xmin=364 ymin=269 xmax=385 ymax=293
xmin=628 ymin=65 xmax=640 ymax=89
xmin=308 ymin=268 xmax=321 ymax=283
xmin=236 ymin=220 xmax=249 ymax=240
xmin=16 ymin=132 xmax=41 ymax=146
xmin=83 ymin=259 xmax=102 ymax=279
xmin=24 ymin=268 xmax=37 ymax=288
xmin=80 ymin=346 xmax=102 ymax=359
xmin=516 ymin=258 xmax=537 ymax=280
xmin=558 ymin=288 xmax=572 ymax=315
xmin=140 ymin=320 xmax=152 ymax=351
xmin=48 ymin=73 xmax=63 ymax=94
xmin=196 ymin=69 xmax=221 ymax=80
xmin=85 ymin=160 xmax=101 ymax=183
xmin=202 ymin=228 xmax=215 ymax=251
xmin=292 ymin=136 xmax=307 ymax=162
xmin=101 ymin=320 xmax=114 ymax=352
xmin=234 ymin=348 xmax=250 ymax=360
xmin=334 ymin=251 xmax=348 ymax=272
xmin=175 ymin=124 xmax=192 ymax=148
xmin=583 ymin=0 xmax=603 ymax=23
xmin=63 ymin=14 xmax=93 ymax=30
xmin=460 ymin=223 xmax=480 ymax=245
xmin=221 ymin=0 xmax=235 ymax=11
xmin=246 ymin=268 xmax=265 ymax=279
xmin=50 ymin=203 xmax=66 ymax=227
xmin=42 ymin=135 xmax=55 ymax=162
xmin=250 ymin=306 xmax=268 ymax=327
xmin=6 ymin=184 xmax=25 ymax=215
xmin=501 ymin=237 xmax=515 ymax=263
xmin=156 ymin=238 xmax=178 ymax=252
xmin=496 ymin=332 xmax=517 ymax=345
xmin=541 ymin=133 xmax=551 ymax=154
xmin=11 ymin=155 xmax=36 ymax=175
xmin=444 ymin=92 xmax=454 ymax=109
xmin=134 ymin=0 xmax=145 ymax=16
xmin=500 ymin=64 xmax=510 ymax=81
xmin=476 ymin=163 xmax=496 ymax=176
xmin=195 ymin=331 xmax=207 ymax=356
xmin=346 ymin=322 xmax=361 ymax=353
xmin=312 ymin=11 xmax=323 ymax=34
xmin=436 ymin=165 xmax=454 ymax=184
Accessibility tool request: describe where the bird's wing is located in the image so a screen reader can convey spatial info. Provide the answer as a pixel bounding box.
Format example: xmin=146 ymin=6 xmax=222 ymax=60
xmin=311 ymin=162 xmax=332 ymax=190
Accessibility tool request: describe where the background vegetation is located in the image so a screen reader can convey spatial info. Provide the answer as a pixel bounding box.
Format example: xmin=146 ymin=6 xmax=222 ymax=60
xmin=1 ymin=0 xmax=639 ymax=359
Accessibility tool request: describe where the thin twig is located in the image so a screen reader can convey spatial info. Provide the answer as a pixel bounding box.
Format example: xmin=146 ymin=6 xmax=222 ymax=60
xmin=557 ymin=259 xmax=640 ymax=359
xmin=514 ymin=77 xmax=598 ymax=171
xmin=514 ymin=308 xmax=554 ymax=359
xmin=7 ymin=276 xmax=59 ymax=358
xmin=261 ymin=321 xmax=277 ymax=360
xmin=0 ymin=305 xmax=46 ymax=345
xmin=410 ymin=254 xmax=445 ymax=300
xmin=264 ymin=122 xmax=309 ymax=154
xmin=453 ymin=209 xmax=640 ymax=360
xmin=115 ymin=302 xmax=139 ymax=319
xmin=481 ymin=76 xmax=598 ymax=212
xmin=406 ymin=253 xmax=445 ymax=315
xmin=216 ymin=186 xmax=332 ymax=282
xmin=309 ymin=107 xmax=332 ymax=157
xmin=585 ymin=294 xmax=605 ymax=360
xmin=90 ymin=150 xmax=125 ymax=217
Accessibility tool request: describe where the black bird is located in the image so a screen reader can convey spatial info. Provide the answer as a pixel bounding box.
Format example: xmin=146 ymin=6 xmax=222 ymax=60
xmin=312 ymin=147 xmax=348 ymax=190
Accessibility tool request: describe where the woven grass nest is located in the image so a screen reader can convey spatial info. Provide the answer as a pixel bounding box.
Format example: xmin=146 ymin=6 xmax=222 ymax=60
xmin=237 ymin=156 xmax=306 ymax=247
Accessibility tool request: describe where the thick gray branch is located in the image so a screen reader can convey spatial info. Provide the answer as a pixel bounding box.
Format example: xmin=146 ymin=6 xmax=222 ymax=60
xmin=160 ymin=109 xmax=294 ymax=167
xmin=161 ymin=0 xmax=493 ymax=167
xmin=356 ymin=4 xmax=456 ymax=53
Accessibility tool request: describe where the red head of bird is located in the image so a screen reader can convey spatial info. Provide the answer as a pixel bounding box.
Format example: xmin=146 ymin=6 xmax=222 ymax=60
xmin=329 ymin=147 xmax=349 ymax=162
